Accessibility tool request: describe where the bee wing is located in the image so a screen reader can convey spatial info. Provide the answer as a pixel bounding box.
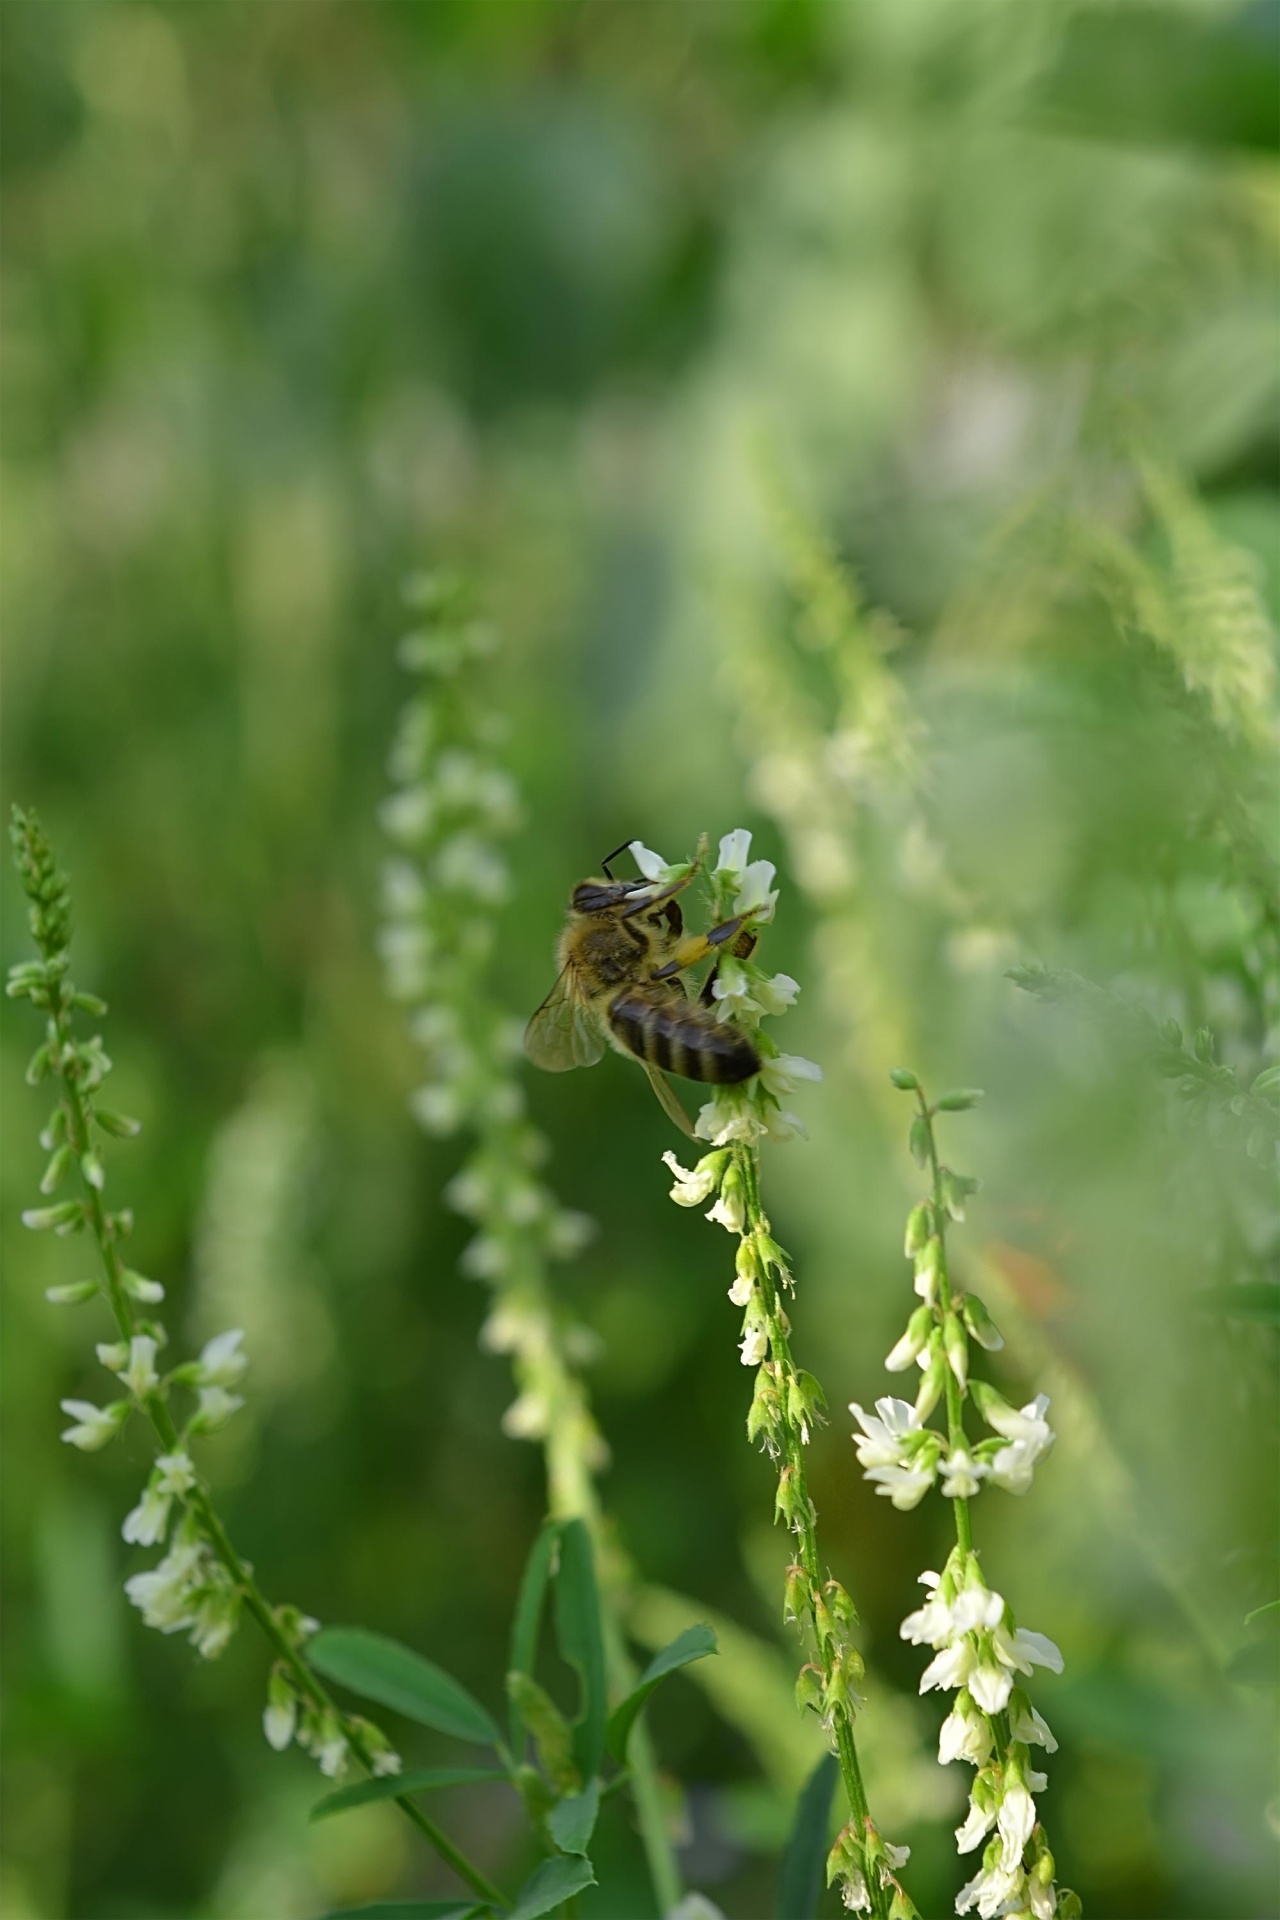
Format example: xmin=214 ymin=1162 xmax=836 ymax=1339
xmin=640 ymin=1061 xmax=695 ymax=1137
xmin=524 ymin=964 xmax=606 ymax=1072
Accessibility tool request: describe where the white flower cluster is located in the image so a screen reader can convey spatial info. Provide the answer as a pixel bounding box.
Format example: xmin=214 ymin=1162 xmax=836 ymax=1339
xmin=379 ymin=577 xmax=606 ymax=1490
xmin=849 ymin=1388 xmax=1054 ymax=1512
xmin=262 ymin=1660 xmax=401 ymax=1782
xmin=636 ymin=829 xmax=820 ymax=1146
xmin=124 ymin=1513 xmax=243 ymax=1659
xmin=901 ymin=1553 xmax=1065 ymax=1918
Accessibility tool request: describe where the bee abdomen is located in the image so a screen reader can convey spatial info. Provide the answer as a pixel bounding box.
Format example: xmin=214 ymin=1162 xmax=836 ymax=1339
xmin=608 ymin=993 xmax=760 ymax=1085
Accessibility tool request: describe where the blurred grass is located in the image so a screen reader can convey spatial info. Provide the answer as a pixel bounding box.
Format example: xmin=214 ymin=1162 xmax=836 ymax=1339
xmin=2 ymin=3 xmax=1277 ymax=1917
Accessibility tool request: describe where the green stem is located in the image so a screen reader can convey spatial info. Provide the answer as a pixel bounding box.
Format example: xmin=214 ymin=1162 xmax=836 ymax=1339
xmin=45 ymin=975 xmax=510 ymax=1914
xmin=918 ymin=1094 xmax=974 ymax=1557
xmin=735 ymin=1144 xmax=888 ymax=1920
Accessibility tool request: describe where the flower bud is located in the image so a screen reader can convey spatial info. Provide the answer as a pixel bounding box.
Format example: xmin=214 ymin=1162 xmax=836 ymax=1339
xmin=914 ymin=1343 xmax=947 ymax=1422
xmin=903 ymin=1203 xmax=930 ymax=1256
xmin=46 ymin=1279 xmax=99 ymax=1306
xmin=783 ymin=1563 xmax=809 ymax=1625
xmin=885 ymin=1304 xmax=934 ymax=1372
xmin=960 ymin=1292 xmax=1004 ymax=1351
xmin=941 ymin=1168 xmax=980 ymax=1221
xmin=969 ymin=1379 xmax=1018 ymax=1431
xmin=942 ymin=1313 xmax=969 ymax=1389
xmin=936 ymin=1087 xmax=984 ymax=1111
xmin=122 ymin=1270 xmax=165 ymax=1303
xmin=747 ymin=1371 xmax=783 ymax=1448
xmin=94 ymin=1108 xmax=142 ymax=1139
xmin=821 ymin=1579 xmax=859 ymax=1636
xmin=914 ymin=1236 xmax=942 ymax=1305
xmin=263 ymin=1666 xmax=298 ymax=1751
xmin=39 ymin=1143 xmax=73 ymax=1193
xmin=889 ymin=1068 xmax=919 ymax=1090
xmin=795 ymin=1663 xmax=824 ymax=1715
xmin=22 ymin=1200 xmax=84 ymax=1232
xmin=909 ymin=1115 xmax=931 ymax=1168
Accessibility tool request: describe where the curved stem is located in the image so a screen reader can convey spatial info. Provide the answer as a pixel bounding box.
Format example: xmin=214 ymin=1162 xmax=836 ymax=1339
xmin=45 ymin=974 xmax=510 ymax=1913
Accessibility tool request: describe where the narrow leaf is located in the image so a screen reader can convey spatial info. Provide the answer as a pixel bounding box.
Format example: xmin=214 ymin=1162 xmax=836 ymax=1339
xmin=606 ymin=1624 xmax=718 ymax=1762
xmin=511 ymin=1854 xmax=596 ymax=1920
xmin=309 ymin=1628 xmax=501 ymax=1747
xmin=311 ymin=1766 xmax=507 ymax=1822
xmin=775 ymin=1753 xmax=838 ymax=1920
xmin=547 ymin=1777 xmax=601 ymax=1855
xmin=323 ymin=1905 xmax=482 ymax=1920
xmin=553 ymin=1518 xmax=607 ymax=1778
xmin=509 ymin=1519 xmax=560 ymax=1751
xmin=1245 ymin=1599 xmax=1280 ymax=1626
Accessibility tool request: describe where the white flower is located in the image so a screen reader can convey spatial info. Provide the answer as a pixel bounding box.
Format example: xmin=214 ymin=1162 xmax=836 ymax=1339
xmin=968 ymin=1642 xmax=1016 ymax=1715
xmin=193 ymin=1386 xmax=244 ymax=1431
xmin=1008 ymin=1695 xmax=1058 ymax=1753
xmin=997 ymin=1777 xmax=1037 ymax=1871
xmin=121 ymin=1336 xmax=160 ymax=1399
xmin=864 ymin=1461 xmax=937 ymax=1510
xmin=850 ymin=1397 xmax=923 ymax=1467
xmin=196 ymin=1329 xmax=248 ymax=1388
xmin=727 ymin=1270 xmax=754 ymax=1306
xmin=123 ymin=1482 xmax=173 ymax=1547
xmin=124 ymin=1540 xmax=204 ymax=1633
xmin=884 ymin=1321 xmax=930 ymax=1372
xmin=662 ymin=1149 xmax=724 ymax=1206
xmin=882 ymin=1841 xmax=911 ymax=1870
xmin=264 ymin=1671 xmax=298 ymax=1751
xmin=503 ymin=1391 xmax=550 ymax=1439
xmin=955 ymin=1853 xmax=1024 ymax=1917
xmin=939 ymin=1691 xmax=995 ymax=1767
xmin=735 ymin=860 xmax=779 ymax=921
xmin=628 ymin=842 xmax=691 ymax=889
xmin=739 ymin=1325 xmax=769 ymax=1367
xmin=901 ymin=1577 xmax=956 ymax=1650
xmin=992 ymin=1622 xmax=1064 ymax=1681
xmin=694 ymin=1086 xmax=762 ymax=1145
xmin=951 ymin=1584 xmax=1004 ymax=1633
xmin=759 ymin=1052 xmax=822 ymax=1100
xmin=60 ymin=1397 xmax=127 ymax=1450
xmin=97 ymin=1340 xmax=129 ymax=1371
xmin=956 ymin=1797 xmax=997 ymax=1853
xmin=317 ymin=1724 xmax=349 ymax=1777
xmin=941 ymin=1446 xmax=987 ymax=1499
xmin=370 ymin=1747 xmax=403 ymax=1777
xmin=983 ymin=1393 xmax=1053 ymax=1446
xmin=715 ymin=828 xmax=753 ymax=875
xmin=839 ymin=1867 xmax=871 ymax=1912
xmin=706 ymin=1187 xmax=746 ymax=1234
xmin=710 ymin=957 xmax=800 ymax=1023
xmin=189 ymin=1582 xmax=240 ymax=1658
xmin=920 ymin=1638 xmax=978 ymax=1694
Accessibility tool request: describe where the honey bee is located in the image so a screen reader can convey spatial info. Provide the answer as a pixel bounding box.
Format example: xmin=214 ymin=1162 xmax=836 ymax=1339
xmin=524 ymin=845 xmax=760 ymax=1134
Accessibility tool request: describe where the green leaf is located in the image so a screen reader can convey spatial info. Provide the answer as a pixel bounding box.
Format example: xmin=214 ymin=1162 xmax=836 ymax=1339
xmin=553 ymin=1518 xmax=607 ymax=1778
xmin=1193 ymin=1283 xmax=1280 ymax=1324
xmin=775 ymin=1753 xmax=838 ymax=1920
xmin=322 ymin=1905 xmax=483 ymax=1920
xmin=510 ymin=1854 xmax=596 ymax=1920
xmin=1245 ymin=1599 xmax=1280 ymax=1626
xmin=311 ymin=1766 xmax=508 ymax=1822
xmin=1227 ymin=1637 xmax=1279 ymax=1690
xmin=309 ymin=1628 xmax=501 ymax=1747
xmin=547 ymin=1777 xmax=600 ymax=1855
xmin=509 ymin=1520 xmax=560 ymax=1752
xmin=606 ymin=1624 xmax=718 ymax=1762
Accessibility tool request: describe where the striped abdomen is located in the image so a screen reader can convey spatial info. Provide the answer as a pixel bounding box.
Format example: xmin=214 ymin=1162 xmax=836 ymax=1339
xmin=607 ymin=990 xmax=760 ymax=1084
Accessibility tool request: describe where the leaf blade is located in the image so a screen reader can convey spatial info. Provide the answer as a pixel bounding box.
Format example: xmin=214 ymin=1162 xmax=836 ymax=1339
xmin=511 ymin=1854 xmax=596 ymax=1920
xmin=606 ymin=1624 xmax=718 ymax=1763
xmin=552 ymin=1518 xmax=607 ymax=1778
xmin=311 ymin=1766 xmax=508 ymax=1822
xmin=546 ymin=1777 xmax=601 ymax=1856
xmin=509 ymin=1519 xmax=560 ymax=1752
xmin=775 ymin=1753 xmax=838 ymax=1920
xmin=309 ymin=1628 xmax=501 ymax=1747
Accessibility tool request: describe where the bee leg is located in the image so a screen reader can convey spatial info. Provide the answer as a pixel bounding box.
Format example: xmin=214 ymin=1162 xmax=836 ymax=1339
xmin=662 ymin=897 xmax=684 ymax=937
xmin=698 ymin=925 xmax=757 ymax=1005
xmin=651 ymin=913 xmax=752 ymax=981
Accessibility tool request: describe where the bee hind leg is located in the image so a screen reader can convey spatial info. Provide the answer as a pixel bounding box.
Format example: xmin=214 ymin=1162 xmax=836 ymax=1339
xmin=698 ymin=925 xmax=758 ymax=1005
xmin=651 ymin=914 xmax=753 ymax=982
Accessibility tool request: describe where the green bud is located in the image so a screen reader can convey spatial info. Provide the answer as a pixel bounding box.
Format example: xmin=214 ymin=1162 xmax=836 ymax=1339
xmin=71 ymin=990 xmax=108 ymax=1016
xmin=1193 ymin=1026 xmax=1215 ymax=1064
xmin=889 ymin=1889 xmax=921 ymax=1920
xmin=80 ymin=1150 xmax=105 ymax=1191
xmin=94 ymin=1108 xmax=142 ymax=1139
xmin=754 ymin=1231 xmax=793 ymax=1282
xmin=39 ymin=1108 xmax=68 ymax=1151
xmin=106 ymin=1209 xmax=133 ymax=1237
xmin=942 ymin=1313 xmax=969 ymax=1388
xmin=122 ymin=1269 xmax=165 ymax=1303
xmin=908 ymin=1115 xmax=931 ymax=1168
xmin=936 ymin=1087 xmax=984 ymax=1111
xmin=782 ymin=1563 xmax=810 ymax=1626
xmin=960 ymin=1292 xmax=1004 ymax=1351
xmin=795 ymin=1663 xmax=824 ymax=1715
xmin=812 ymin=1587 xmax=838 ymax=1649
xmin=914 ymin=1343 xmax=947 ymax=1422
xmin=774 ymin=1464 xmax=810 ymax=1529
xmin=506 ymin=1672 xmax=580 ymax=1794
xmin=39 ymin=1143 xmax=74 ymax=1194
xmin=1057 ymin=1893 xmax=1083 ymax=1920
xmin=821 ymin=1579 xmax=858 ymax=1634
xmin=889 ymin=1068 xmax=919 ymax=1090
xmin=903 ymin=1202 xmax=930 ymax=1256
xmin=45 ymin=1280 xmax=99 ymax=1306
xmin=787 ymin=1370 xmax=826 ymax=1437
xmin=969 ymin=1378 xmax=1017 ymax=1430
xmin=940 ymin=1168 xmax=980 ymax=1221
xmin=22 ymin=1200 xmax=83 ymax=1232
xmin=26 ymin=1044 xmax=52 ymax=1086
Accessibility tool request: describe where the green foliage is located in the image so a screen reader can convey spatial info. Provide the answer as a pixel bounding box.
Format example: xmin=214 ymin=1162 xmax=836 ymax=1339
xmin=775 ymin=1754 xmax=838 ymax=1920
xmin=308 ymin=1629 xmax=502 ymax=1748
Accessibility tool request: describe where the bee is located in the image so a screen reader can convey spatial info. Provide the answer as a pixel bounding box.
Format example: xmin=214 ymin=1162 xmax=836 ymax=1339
xmin=524 ymin=844 xmax=760 ymax=1135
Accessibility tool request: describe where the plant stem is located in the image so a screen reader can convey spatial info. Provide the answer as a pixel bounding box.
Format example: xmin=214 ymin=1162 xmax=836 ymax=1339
xmin=735 ymin=1143 xmax=888 ymax=1920
xmin=917 ymin=1091 xmax=974 ymax=1558
xmin=43 ymin=969 xmax=509 ymax=1914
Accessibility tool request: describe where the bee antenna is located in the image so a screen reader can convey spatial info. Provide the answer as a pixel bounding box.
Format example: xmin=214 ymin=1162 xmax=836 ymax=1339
xmin=599 ymin=841 xmax=636 ymax=881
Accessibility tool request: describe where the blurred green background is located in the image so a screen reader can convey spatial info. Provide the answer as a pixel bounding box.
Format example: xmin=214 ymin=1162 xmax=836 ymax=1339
xmin=3 ymin=2 xmax=1278 ymax=1916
